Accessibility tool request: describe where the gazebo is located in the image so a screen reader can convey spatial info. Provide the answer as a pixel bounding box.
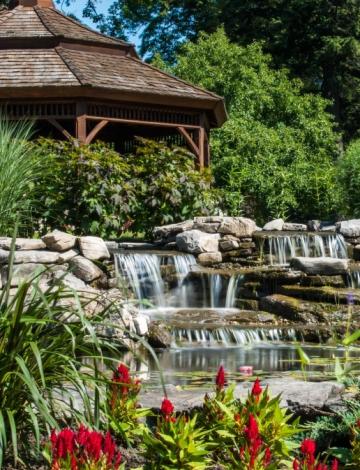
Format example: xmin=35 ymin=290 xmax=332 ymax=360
xmin=0 ymin=0 xmax=227 ymax=168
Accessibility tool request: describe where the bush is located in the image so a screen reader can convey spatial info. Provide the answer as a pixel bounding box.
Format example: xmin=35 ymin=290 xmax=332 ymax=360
xmin=34 ymin=138 xmax=219 ymax=238
xmin=338 ymin=139 xmax=360 ymax=217
xmin=0 ymin=119 xmax=44 ymax=235
xmin=156 ymin=29 xmax=340 ymax=223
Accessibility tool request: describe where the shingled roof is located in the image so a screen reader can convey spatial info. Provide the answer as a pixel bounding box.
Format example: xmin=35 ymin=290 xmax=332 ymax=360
xmin=0 ymin=0 xmax=227 ymax=127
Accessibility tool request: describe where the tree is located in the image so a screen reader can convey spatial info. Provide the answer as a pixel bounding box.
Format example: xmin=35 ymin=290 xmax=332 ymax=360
xmin=70 ymin=0 xmax=360 ymax=140
xmin=157 ymin=29 xmax=339 ymax=223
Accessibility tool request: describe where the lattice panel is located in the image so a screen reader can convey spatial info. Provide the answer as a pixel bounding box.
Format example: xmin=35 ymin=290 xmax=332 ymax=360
xmin=0 ymin=102 xmax=76 ymax=119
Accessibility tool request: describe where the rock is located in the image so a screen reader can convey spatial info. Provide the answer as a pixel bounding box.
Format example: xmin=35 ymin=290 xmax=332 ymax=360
xmin=0 ymin=249 xmax=60 ymax=265
xmin=319 ymin=225 xmax=336 ymax=232
xmin=259 ymin=294 xmax=320 ymax=322
xmin=219 ymin=235 xmax=240 ymax=252
xmin=79 ymin=236 xmax=110 ymax=261
xmin=133 ymin=314 xmax=149 ymax=336
xmin=337 ymin=219 xmax=360 ymax=237
xmin=53 ymin=271 xmax=87 ymax=290
xmin=58 ymin=249 xmax=79 ymax=263
xmin=193 ymin=221 xmax=220 ymax=233
xmin=70 ymin=256 xmax=104 ymax=282
xmin=153 ymin=220 xmax=194 ymax=240
xmin=278 ymin=285 xmax=360 ymax=305
xmin=263 ymin=218 xmax=284 ymax=231
xmin=353 ymin=245 xmax=360 ymax=261
xmin=197 ymin=252 xmax=222 ymax=266
xmin=42 ymin=230 xmax=77 ymax=252
xmin=176 ymin=230 xmax=220 ymax=254
xmin=0 ymin=238 xmax=46 ymax=251
xmin=300 ymin=275 xmax=345 ymax=288
xmin=147 ymin=321 xmax=173 ymax=348
xmin=290 ymin=257 xmax=349 ymax=275
xmin=307 ymin=220 xmax=321 ymax=232
xmin=105 ymin=241 xmax=118 ymax=251
xmin=283 ymin=223 xmax=307 ymax=231
xmin=118 ymin=242 xmax=157 ymax=250
xmin=1 ymin=263 xmax=46 ymax=287
xmin=218 ymin=217 xmax=257 ymax=238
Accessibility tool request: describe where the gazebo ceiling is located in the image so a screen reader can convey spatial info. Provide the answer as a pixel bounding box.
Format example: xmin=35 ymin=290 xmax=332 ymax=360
xmin=0 ymin=0 xmax=227 ymax=127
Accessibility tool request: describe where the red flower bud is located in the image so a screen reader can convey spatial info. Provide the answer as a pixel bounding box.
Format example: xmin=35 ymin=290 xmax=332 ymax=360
xmin=215 ymin=365 xmax=226 ymax=390
xmin=251 ymin=378 xmax=262 ymax=397
xmin=300 ymin=438 xmax=316 ymax=456
xmin=331 ymin=459 xmax=339 ymax=470
xmin=245 ymin=414 xmax=260 ymax=442
xmin=264 ymin=447 xmax=272 ymax=466
xmin=161 ymin=398 xmax=174 ymax=417
xmin=293 ymin=459 xmax=300 ymax=470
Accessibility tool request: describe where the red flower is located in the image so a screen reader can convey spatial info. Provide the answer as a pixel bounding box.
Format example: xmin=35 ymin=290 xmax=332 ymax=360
xmin=251 ymin=378 xmax=262 ymax=397
xmin=54 ymin=428 xmax=75 ymax=459
xmin=245 ymin=414 xmax=259 ymax=442
xmin=161 ymin=398 xmax=174 ymax=417
xmin=293 ymin=459 xmax=300 ymax=470
xmin=215 ymin=365 xmax=226 ymax=390
xmin=264 ymin=447 xmax=272 ymax=466
xmin=331 ymin=459 xmax=339 ymax=470
xmin=113 ymin=363 xmax=131 ymax=384
xmin=315 ymin=464 xmax=328 ymax=470
xmin=86 ymin=431 xmax=103 ymax=461
xmin=300 ymin=438 xmax=316 ymax=456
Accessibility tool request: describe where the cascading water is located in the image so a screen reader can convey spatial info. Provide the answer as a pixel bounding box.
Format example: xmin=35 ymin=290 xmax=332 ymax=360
xmin=114 ymin=251 xmax=244 ymax=309
xmin=346 ymin=270 xmax=360 ymax=289
xmin=266 ymin=233 xmax=347 ymax=265
xmin=172 ymin=327 xmax=297 ymax=347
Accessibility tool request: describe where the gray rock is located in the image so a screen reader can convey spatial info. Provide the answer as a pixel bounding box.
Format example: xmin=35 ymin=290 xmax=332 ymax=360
xmin=42 ymin=230 xmax=77 ymax=252
xmin=197 ymin=252 xmax=222 ymax=266
xmin=1 ymin=263 xmax=46 ymax=287
xmin=307 ymin=220 xmax=321 ymax=231
xmin=193 ymin=221 xmax=220 ymax=233
xmin=58 ymin=249 xmax=79 ymax=263
xmin=263 ymin=218 xmax=284 ymax=231
xmin=290 ymin=257 xmax=349 ymax=275
xmin=105 ymin=241 xmax=119 ymax=251
xmin=153 ymin=220 xmax=194 ymax=240
xmin=0 ymin=238 xmax=46 ymax=251
xmin=337 ymin=219 xmax=360 ymax=237
xmin=70 ymin=256 xmax=104 ymax=282
xmin=219 ymin=235 xmax=240 ymax=252
xmin=147 ymin=321 xmax=172 ymax=348
xmin=0 ymin=249 xmax=60 ymax=265
xmin=133 ymin=314 xmax=149 ymax=336
xmin=176 ymin=230 xmax=220 ymax=254
xmin=79 ymin=236 xmax=110 ymax=261
xmin=54 ymin=271 xmax=87 ymax=290
xmin=218 ymin=217 xmax=257 ymax=238
xmin=283 ymin=223 xmax=307 ymax=231
xmin=320 ymin=225 xmax=336 ymax=232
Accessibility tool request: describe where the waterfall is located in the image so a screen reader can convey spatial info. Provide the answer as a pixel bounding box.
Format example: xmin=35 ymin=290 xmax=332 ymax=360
xmin=346 ymin=270 xmax=360 ymax=289
xmin=225 ymin=275 xmax=244 ymax=308
xmin=172 ymin=327 xmax=297 ymax=347
xmin=267 ymin=233 xmax=347 ymax=265
xmin=114 ymin=252 xmax=195 ymax=309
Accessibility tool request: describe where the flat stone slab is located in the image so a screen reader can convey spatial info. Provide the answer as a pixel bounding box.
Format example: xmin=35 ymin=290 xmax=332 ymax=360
xmin=290 ymin=257 xmax=349 ymax=275
xmin=140 ymin=378 xmax=345 ymax=419
xmin=0 ymin=249 xmax=60 ymax=265
xmin=0 ymin=237 xmax=46 ymax=251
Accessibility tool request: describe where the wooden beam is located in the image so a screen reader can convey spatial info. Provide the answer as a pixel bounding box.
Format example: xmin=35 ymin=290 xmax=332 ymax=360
xmin=76 ymin=103 xmax=87 ymax=144
xmin=177 ymin=126 xmax=199 ymax=157
xmin=85 ymin=120 xmax=109 ymax=144
xmin=86 ymin=115 xmax=200 ymax=130
xmin=47 ymin=118 xmax=73 ymax=141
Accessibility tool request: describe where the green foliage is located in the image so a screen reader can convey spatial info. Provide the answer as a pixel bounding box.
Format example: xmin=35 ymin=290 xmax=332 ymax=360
xmin=0 ymin=240 xmax=124 ymax=467
xmin=0 ymin=119 xmax=44 ymax=236
xmin=338 ymin=139 xmax=360 ymax=217
xmin=143 ymin=410 xmax=211 ymax=469
xmin=34 ymin=138 xmax=218 ymax=238
xmin=163 ymin=29 xmax=339 ymax=223
xmin=69 ymin=0 xmax=360 ymax=140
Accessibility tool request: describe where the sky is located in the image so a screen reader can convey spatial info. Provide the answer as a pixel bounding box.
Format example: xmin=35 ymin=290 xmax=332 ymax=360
xmin=62 ymin=0 xmax=142 ymax=47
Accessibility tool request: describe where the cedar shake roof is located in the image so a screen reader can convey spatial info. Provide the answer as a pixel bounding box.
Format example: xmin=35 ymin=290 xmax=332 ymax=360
xmin=0 ymin=1 xmax=227 ymax=127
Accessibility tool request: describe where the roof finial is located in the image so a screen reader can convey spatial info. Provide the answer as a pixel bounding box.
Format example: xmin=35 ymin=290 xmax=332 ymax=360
xmin=11 ymin=0 xmax=54 ymax=7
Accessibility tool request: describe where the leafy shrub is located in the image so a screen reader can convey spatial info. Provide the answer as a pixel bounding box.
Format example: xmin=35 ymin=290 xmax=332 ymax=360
xmin=0 ymin=246 xmax=124 ymax=467
xmin=0 ymin=119 xmax=44 ymax=235
xmin=338 ymin=139 xmax=360 ymax=217
xmin=34 ymin=138 xmax=219 ymax=238
xmin=157 ymin=29 xmax=340 ymax=223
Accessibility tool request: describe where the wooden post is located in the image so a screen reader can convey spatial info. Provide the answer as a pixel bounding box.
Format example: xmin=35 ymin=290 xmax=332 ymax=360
xmin=76 ymin=102 xmax=87 ymax=144
xmin=198 ymin=113 xmax=208 ymax=170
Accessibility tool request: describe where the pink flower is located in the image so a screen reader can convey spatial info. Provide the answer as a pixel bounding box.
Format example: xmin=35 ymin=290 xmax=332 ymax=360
xmin=215 ymin=365 xmax=226 ymax=390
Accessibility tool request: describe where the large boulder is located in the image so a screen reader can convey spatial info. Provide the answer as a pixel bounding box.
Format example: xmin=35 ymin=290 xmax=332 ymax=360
xmin=263 ymin=218 xmax=284 ymax=231
xmin=197 ymin=252 xmax=222 ymax=266
xmin=218 ymin=217 xmax=256 ymax=238
xmin=70 ymin=256 xmax=104 ymax=282
xmin=0 ymin=249 xmax=60 ymax=265
xmin=147 ymin=321 xmax=172 ymax=348
xmin=337 ymin=219 xmax=360 ymax=237
xmin=153 ymin=220 xmax=194 ymax=240
xmin=0 ymin=238 xmax=46 ymax=251
xmin=42 ymin=230 xmax=77 ymax=252
xmin=176 ymin=230 xmax=220 ymax=254
xmin=219 ymin=235 xmax=240 ymax=252
xmin=79 ymin=236 xmax=110 ymax=261
xmin=290 ymin=257 xmax=349 ymax=275
xmin=1 ymin=263 xmax=46 ymax=287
